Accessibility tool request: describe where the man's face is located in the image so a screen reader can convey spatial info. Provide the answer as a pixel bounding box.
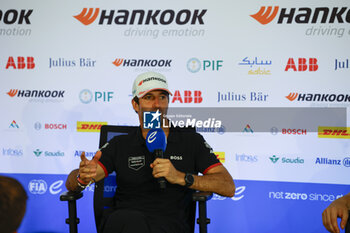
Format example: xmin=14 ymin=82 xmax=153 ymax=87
xmin=132 ymin=90 xmax=169 ymax=126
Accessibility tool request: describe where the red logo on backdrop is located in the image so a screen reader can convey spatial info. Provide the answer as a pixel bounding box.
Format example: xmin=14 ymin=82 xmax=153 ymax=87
xmin=7 ymin=89 xmax=18 ymax=97
xmin=250 ymin=6 xmax=279 ymax=25
xmin=286 ymin=93 xmax=298 ymax=101
xmin=171 ymin=90 xmax=203 ymax=103
xmin=282 ymin=128 xmax=307 ymax=135
xmin=6 ymin=57 xmax=35 ymax=69
xmin=285 ymin=58 xmax=318 ymax=71
xmin=74 ymin=8 xmax=100 ymax=25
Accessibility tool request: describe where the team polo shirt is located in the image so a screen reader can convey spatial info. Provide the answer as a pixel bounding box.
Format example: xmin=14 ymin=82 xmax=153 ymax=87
xmin=98 ymin=126 xmax=221 ymax=233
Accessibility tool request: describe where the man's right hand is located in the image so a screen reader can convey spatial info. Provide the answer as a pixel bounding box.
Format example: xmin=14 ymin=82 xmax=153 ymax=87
xmin=78 ymin=151 xmax=102 ymax=185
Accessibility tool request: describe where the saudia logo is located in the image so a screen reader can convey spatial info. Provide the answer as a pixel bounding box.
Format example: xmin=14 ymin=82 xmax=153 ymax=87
xmin=74 ymin=8 xmax=207 ymax=26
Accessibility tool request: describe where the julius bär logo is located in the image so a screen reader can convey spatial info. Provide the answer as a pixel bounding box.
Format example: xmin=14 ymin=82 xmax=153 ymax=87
xmin=250 ymin=6 xmax=279 ymax=25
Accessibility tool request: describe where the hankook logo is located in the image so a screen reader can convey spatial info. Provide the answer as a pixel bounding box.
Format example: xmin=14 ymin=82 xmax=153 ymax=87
xmin=74 ymin=8 xmax=207 ymax=26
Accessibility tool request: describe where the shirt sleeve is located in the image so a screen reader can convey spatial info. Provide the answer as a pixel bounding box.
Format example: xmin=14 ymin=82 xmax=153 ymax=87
xmin=98 ymin=137 xmax=118 ymax=177
xmin=193 ymin=133 xmax=222 ymax=174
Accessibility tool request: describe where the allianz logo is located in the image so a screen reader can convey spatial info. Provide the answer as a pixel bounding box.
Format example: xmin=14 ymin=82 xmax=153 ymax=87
xmin=315 ymin=157 xmax=350 ymax=167
xmin=33 ymin=149 xmax=64 ymax=157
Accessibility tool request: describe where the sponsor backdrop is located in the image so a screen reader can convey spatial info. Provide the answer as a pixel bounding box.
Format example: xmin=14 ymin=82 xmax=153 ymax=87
xmin=1 ymin=0 xmax=350 ymax=232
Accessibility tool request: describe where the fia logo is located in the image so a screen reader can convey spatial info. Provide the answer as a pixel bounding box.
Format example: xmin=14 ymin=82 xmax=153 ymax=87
xmin=143 ymin=110 xmax=161 ymax=129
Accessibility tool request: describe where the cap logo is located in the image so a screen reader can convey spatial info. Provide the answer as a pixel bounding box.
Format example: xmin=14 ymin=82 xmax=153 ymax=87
xmin=138 ymin=80 xmax=143 ymax=86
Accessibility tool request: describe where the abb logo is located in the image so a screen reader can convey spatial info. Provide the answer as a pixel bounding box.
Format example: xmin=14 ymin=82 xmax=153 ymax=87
xmin=251 ymin=6 xmax=279 ymax=25
xmin=5 ymin=56 xmax=35 ymax=69
xmin=282 ymin=128 xmax=307 ymax=135
xmin=171 ymin=90 xmax=203 ymax=103
xmin=285 ymin=58 xmax=318 ymax=71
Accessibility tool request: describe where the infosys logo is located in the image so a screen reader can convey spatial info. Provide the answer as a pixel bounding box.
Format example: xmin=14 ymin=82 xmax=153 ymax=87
xmin=251 ymin=6 xmax=350 ymax=25
xmin=74 ymin=8 xmax=207 ymax=26
xmin=77 ymin=121 xmax=107 ymax=132
xmin=286 ymin=93 xmax=350 ymax=102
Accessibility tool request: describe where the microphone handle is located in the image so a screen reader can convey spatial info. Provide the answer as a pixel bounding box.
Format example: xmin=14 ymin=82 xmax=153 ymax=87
xmin=154 ymin=149 xmax=166 ymax=191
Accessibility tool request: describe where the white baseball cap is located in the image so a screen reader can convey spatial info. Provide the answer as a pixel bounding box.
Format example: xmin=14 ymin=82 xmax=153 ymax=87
xmin=132 ymin=71 xmax=172 ymax=98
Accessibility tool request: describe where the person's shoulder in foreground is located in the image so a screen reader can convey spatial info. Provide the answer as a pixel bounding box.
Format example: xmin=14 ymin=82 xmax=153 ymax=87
xmin=0 ymin=175 xmax=28 ymax=233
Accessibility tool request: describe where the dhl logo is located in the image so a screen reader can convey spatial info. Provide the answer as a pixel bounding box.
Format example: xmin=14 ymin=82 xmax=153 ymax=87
xmin=215 ymin=152 xmax=225 ymax=163
xmin=74 ymin=8 xmax=100 ymax=25
xmin=112 ymin=59 xmax=124 ymax=67
xmin=318 ymin=126 xmax=350 ymax=139
xmin=7 ymin=89 xmax=18 ymax=97
xmin=286 ymin=93 xmax=298 ymax=101
xmin=250 ymin=6 xmax=279 ymax=25
xmin=77 ymin=121 xmax=107 ymax=132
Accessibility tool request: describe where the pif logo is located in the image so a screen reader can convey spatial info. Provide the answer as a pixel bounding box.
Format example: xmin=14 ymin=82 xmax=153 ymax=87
xmin=171 ymin=90 xmax=203 ymax=103
xmin=285 ymin=58 xmax=318 ymax=71
xmin=187 ymin=58 xmax=223 ymax=73
xmin=5 ymin=56 xmax=35 ymax=69
xmin=77 ymin=121 xmax=107 ymax=132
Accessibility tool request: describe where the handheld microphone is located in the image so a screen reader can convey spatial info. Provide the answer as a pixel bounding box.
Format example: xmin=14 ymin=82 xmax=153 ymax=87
xmin=146 ymin=128 xmax=167 ymax=191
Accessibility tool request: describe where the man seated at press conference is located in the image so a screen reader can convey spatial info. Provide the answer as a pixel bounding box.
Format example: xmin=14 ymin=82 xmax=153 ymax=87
xmin=322 ymin=192 xmax=350 ymax=233
xmin=66 ymin=71 xmax=235 ymax=233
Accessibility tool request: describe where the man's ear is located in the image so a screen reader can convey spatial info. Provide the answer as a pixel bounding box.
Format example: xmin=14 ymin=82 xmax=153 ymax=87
xmin=131 ymin=99 xmax=139 ymax=113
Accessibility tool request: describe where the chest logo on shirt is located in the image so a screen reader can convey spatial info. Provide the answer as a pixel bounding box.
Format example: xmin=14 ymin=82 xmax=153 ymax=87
xmin=128 ymin=156 xmax=145 ymax=171
xmin=170 ymin=155 xmax=183 ymax=161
